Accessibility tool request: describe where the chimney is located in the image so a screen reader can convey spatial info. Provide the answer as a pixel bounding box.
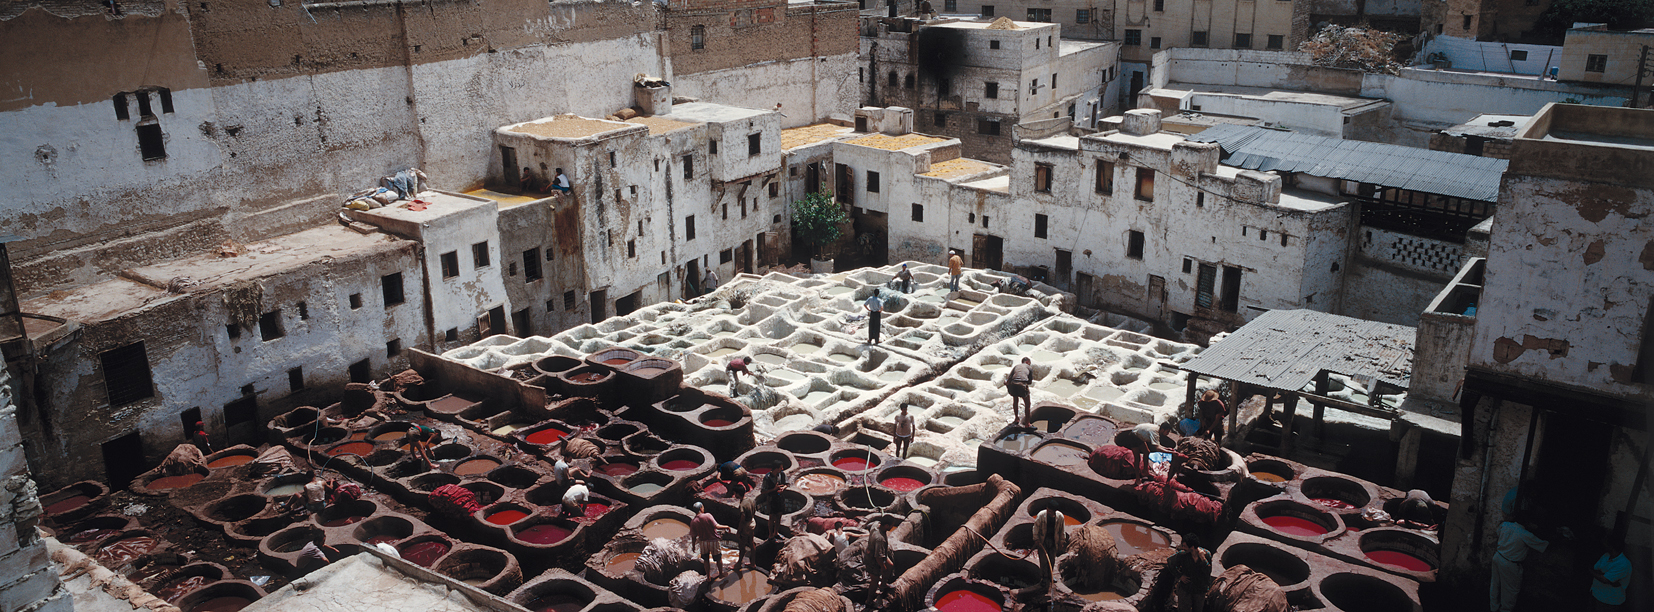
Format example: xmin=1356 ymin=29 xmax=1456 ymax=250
xmin=1120 ymin=109 xmax=1162 ymax=136
xmin=636 ymin=81 xmax=672 ymax=116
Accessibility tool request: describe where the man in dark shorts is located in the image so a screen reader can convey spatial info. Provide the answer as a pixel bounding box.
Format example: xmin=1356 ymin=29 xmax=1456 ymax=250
xmin=892 ymin=404 xmax=915 ymax=459
xmin=761 ymin=466 xmax=791 ymax=540
xmin=1006 ymin=357 xmax=1033 ymax=427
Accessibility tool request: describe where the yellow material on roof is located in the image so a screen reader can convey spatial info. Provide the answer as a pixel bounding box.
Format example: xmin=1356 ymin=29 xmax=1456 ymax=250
xmin=781 ymin=123 xmax=853 ymax=149
xmin=510 ymin=115 xmax=627 ymax=139
xmin=921 ymin=158 xmax=996 ymax=179
xmin=464 ymin=188 xmax=543 ymax=207
xmin=626 ymin=115 xmax=697 ymax=135
xmin=986 ymin=17 xmax=1019 ymax=30
xmin=847 ymin=133 xmax=946 ymax=151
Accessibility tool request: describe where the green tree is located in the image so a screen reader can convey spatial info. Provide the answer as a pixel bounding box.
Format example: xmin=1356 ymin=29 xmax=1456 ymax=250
xmin=791 ymin=187 xmax=849 ymax=259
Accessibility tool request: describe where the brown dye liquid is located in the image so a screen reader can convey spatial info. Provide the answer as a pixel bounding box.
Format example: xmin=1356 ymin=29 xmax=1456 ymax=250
xmin=372 ymin=431 xmax=407 ymax=442
xmin=155 ymin=575 xmax=210 ymax=602
xmin=606 ymin=552 xmax=641 ymax=574
xmin=45 ymin=495 xmax=91 ymax=515
xmin=1101 ymin=521 xmax=1170 ymax=556
xmin=602 ymin=358 xmax=631 ymax=365
xmin=454 ymin=459 xmax=499 ymax=475
xmin=193 ymin=596 xmax=252 ymax=612
xmin=97 ymin=536 xmax=158 ymax=564
xmin=1031 ymin=443 xmax=1089 ymax=466
xmin=709 ymin=571 xmax=770 ymax=604
xmin=430 ymin=395 xmax=475 ymax=413
xmin=207 ymin=455 xmax=256 ymax=468
xmin=148 ymin=474 xmax=205 ymax=490
xmin=641 ymin=518 xmax=690 ymax=540
xmin=1251 ymin=471 xmax=1289 ymax=483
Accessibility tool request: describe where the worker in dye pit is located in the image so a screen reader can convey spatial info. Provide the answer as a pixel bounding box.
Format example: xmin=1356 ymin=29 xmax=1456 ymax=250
xmin=703 ymin=268 xmax=720 ymax=296
xmin=1148 ymin=533 xmax=1210 ymax=612
xmin=1490 ymin=510 xmax=1549 ymax=612
xmin=1006 ymin=357 xmax=1034 ymax=427
xmin=1195 ymin=389 xmax=1229 ymax=442
xmin=562 ymin=479 xmax=591 ymax=517
xmin=947 ymin=250 xmax=964 ymax=292
xmin=1032 ymin=507 xmax=1067 ymax=596
xmin=1394 ymin=489 xmax=1437 ymax=530
xmin=762 ymin=466 xmax=791 ymax=540
xmin=303 ymin=476 xmax=328 ymax=515
xmin=189 ymin=421 xmax=213 ymax=454
xmin=297 ymin=541 xmax=340 ymax=574
xmin=1590 ymin=535 xmax=1632 ymax=611
xmin=718 ymin=461 xmax=754 ymax=499
xmin=403 ymin=423 xmax=440 ymax=467
xmin=736 ymin=496 xmax=758 ymax=569
xmin=726 ymin=357 xmax=753 ymax=389
xmin=690 ymin=502 xmax=729 ymax=577
xmin=326 ymin=479 xmax=363 ymax=506
xmin=1123 ymin=421 xmax=1177 ymax=479
xmin=989 ymin=274 xmax=1032 ymax=296
xmin=895 ymin=264 xmax=915 ymax=293
xmin=863 ymin=292 xmax=884 ymax=345
xmin=551 ymin=168 xmax=571 ymax=194
xmin=892 ymin=404 xmax=915 ymax=459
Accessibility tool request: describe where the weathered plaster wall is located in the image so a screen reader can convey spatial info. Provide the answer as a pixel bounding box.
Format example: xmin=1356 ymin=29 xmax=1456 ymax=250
xmin=0 ymin=367 xmax=70 ymax=612
xmin=1156 ymin=48 xmax=1365 ymax=95
xmin=1185 ymin=94 xmax=1348 ymax=136
xmin=1361 ymin=69 xmax=1629 ymax=145
xmin=1440 ymin=396 xmax=1531 ymax=577
xmin=673 ymin=54 xmax=863 ymax=127
xmin=1340 ymin=226 xmax=1464 ymax=326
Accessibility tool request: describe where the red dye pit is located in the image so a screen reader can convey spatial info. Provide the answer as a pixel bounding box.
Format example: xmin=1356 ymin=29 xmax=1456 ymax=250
xmin=881 ymin=477 xmax=925 ymax=492
xmin=935 ymin=589 xmax=1000 ymax=612
xmin=1366 ymin=550 xmax=1432 ymax=572
xmin=486 ymin=509 xmax=530 ymax=525
xmin=703 ymin=419 xmax=734 ymax=427
xmin=1262 ymin=515 xmax=1330 ymax=537
xmin=596 ymin=463 xmax=639 ymax=476
xmin=207 ymin=455 xmax=256 ymax=468
xmin=516 ymin=524 xmax=572 ymax=544
xmin=525 ymin=429 xmax=568 ymax=445
xmin=1312 ymin=498 xmax=1357 ymax=509
xmin=193 ymin=596 xmax=252 ymax=612
xmin=832 ymin=457 xmax=872 ymax=471
xmin=45 ymin=495 xmax=91 ymax=515
xmin=602 ymin=358 xmax=631 ymax=365
xmin=327 ymin=442 xmax=373 ymax=457
xmin=581 ymin=503 xmax=610 ymax=519
xmin=747 ymin=466 xmax=772 ymax=475
xmin=568 ymin=372 xmax=606 ymax=383
xmin=528 ymin=594 xmax=586 ymax=612
xmin=148 ymin=474 xmax=205 ymax=490
xmin=400 ymin=541 xmax=449 ymax=567
xmin=661 ymin=459 xmax=700 ymax=471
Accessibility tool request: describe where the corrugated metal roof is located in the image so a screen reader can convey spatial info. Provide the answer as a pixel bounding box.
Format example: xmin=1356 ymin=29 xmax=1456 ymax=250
xmin=1180 ymin=309 xmax=1415 ymax=393
xmin=1188 ymin=125 xmax=1509 ymax=201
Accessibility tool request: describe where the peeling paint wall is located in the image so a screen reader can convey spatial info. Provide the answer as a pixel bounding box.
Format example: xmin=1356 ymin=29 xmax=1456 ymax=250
xmin=0 ymin=367 xmax=70 ymax=612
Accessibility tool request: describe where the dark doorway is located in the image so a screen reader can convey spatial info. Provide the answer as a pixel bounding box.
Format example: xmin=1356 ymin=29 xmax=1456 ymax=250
xmin=739 ymin=240 xmax=753 ymax=275
xmin=806 ymin=163 xmax=821 ymax=194
xmin=615 ymin=290 xmax=641 ymax=317
xmin=972 ymin=234 xmax=1003 ymax=271
xmin=512 ymin=308 xmax=532 ymax=337
xmin=757 ymin=233 xmax=770 ymax=267
xmin=589 ymin=290 xmax=608 ymax=324
xmin=1527 ymin=412 xmax=1613 ymax=530
xmin=835 ymin=163 xmax=854 ymax=204
xmin=855 ymin=116 xmax=868 ymax=132
xmin=101 ymin=432 xmax=145 ymax=491
xmin=1148 ymin=274 xmax=1167 ymax=321
xmin=501 ymin=146 xmax=519 ymax=189
xmin=179 ymin=407 xmax=202 ymax=438
xmin=349 ymin=359 xmax=371 ymax=383
xmin=223 ymin=396 xmax=258 ymax=447
xmin=1220 ymin=265 xmax=1243 ymax=312
xmin=685 ymin=260 xmax=702 ymax=298
xmin=1128 ymin=71 xmax=1144 ymax=108
xmin=1075 ymin=272 xmax=1096 ymax=308
xmin=1053 ymin=249 xmax=1072 ymax=289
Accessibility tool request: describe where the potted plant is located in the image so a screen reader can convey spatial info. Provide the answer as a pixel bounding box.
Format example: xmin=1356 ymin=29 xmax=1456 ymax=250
xmin=791 ymin=186 xmax=850 ymax=273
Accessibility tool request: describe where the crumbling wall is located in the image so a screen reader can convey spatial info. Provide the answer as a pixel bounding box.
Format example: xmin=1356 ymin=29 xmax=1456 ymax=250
xmin=0 ymin=367 xmax=71 ymax=611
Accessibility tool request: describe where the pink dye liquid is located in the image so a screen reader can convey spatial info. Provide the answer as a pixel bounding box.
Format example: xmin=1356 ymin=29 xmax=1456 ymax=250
xmin=525 ymin=429 xmax=568 ymax=445
xmin=935 ymin=590 xmax=1001 ymax=612
xmin=832 ymin=457 xmax=872 ymax=471
xmin=1262 ymin=515 xmax=1329 ymax=537
xmin=486 ymin=509 xmax=529 ymax=525
xmin=596 ymin=463 xmax=639 ymax=476
xmin=703 ymin=419 xmax=735 ymax=427
xmin=661 ymin=459 xmax=699 ymax=471
xmin=1366 ymin=550 xmax=1432 ymax=572
xmin=516 ymin=524 xmax=572 ymax=544
xmin=881 ymin=477 xmax=925 ymax=492
xmin=581 ymin=503 xmax=610 ymax=519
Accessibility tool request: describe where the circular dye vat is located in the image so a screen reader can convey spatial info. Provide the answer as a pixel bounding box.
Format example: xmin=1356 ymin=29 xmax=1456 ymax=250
xmin=1365 ymin=550 xmax=1432 ymax=572
xmin=1101 ymin=521 xmax=1170 ymax=556
xmin=516 ymin=524 xmax=572 ymax=545
xmin=1262 ymin=515 xmax=1330 ymax=537
xmin=97 ymin=536 xmax=158 ymax=565
xmin=595 ymin=462 xmax=639 ymax=476
xmin=320 ymin=514 xmax=366 ymax=527
xmin=606 ymin=551 xmax=641 ymax=574
xmin=66 ymin=528 xmax=122 ymax=544
xmin=629 ymin=482 xmax=664 ymax=495
xmin=567 ymin=372 xmax=607 ymax=383
xmin=1314 ymin=497 xmax=1358 ymax=509
xmin=579 ymin=503 xmax=610 ymax=520
xmin=371 ymin=431 xmax=406 ymax=442
xmin=660 ymin=459 xmax=700 ymax=471
xmin=264 ymin=482 xmax=308 ymax=497
xmin=148 ymin=474 xmax=205 ymax=490
xmin=602 ymin=357 xmax=631 ymax=365
xmin=794 ymin=473 xmax=846 ymax=496
xmin=207 ymin=455 xmax=256 ymax=469
xmin=486 ymin=509 xmax=529 ymax=525
xmin=1251 ymin=471 xmax=1289 ymax=483
xmin=1030 ymin=443 xmax=1089 ymax=466
xmin=156 ymin=575 xmax=211 ymax=602
xmin=832 ymin=456 xmax=875 ymax=471
xmin=454 ymin=459 xmax=500 ymax=476
xmin=934 ymin=589 xmax=1000 ymax=612
xmin=525 ymin=428 xmax=568 ymax=445
xmin=526 ymin=594 xmax=585 ymax=612
xmin=997 ymin=433 xmax=1041 ymax=453
xmin=364 ymin=535 xmax=400 ymax=546
xmin=45 ymin=495 xmax=91 ymax=515
xmin=703 ymin=419 xmax=735 ymax=427
xmin=708 ymin=570 xmax=770 ymax=604
xmin=327 ymin=442 xmax=373 ymax=457
xmin=191 ymin=597 xmax=253 ymax=612
xmin=881 ymin=477 xmax=925 ymax=492
xmin=399 ymin=541 xmax=449 ymax=567
xmin=641 ymin=518 xmax=690 ymax=539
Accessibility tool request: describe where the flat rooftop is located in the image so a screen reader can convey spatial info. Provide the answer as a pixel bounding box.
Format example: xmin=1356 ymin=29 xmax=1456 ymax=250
xmin=23 ymin=277 xmax=168 ymax=324
xmin=464 ymin=187 xmax=548 ymax=208
xmin=1443 ymin=113 xmax=1530 ymax=139
xmin=1059 ymin=40 xmax=1104 ymax=55
xmin=506 ymin=114 xmax=635 ymax=139
xmin=353 ymin=190 xmax=496 ymax=225
xmin=781 ymin=123 xmax=855 ymax=150
xmin=665 ymin=101 xmax=773 ymax=124
xmin=1096 ymin=130 xmax=1187 ymax=151
xmin=920 ymin=157 xmax=1000 ymax=179
xmin=1023 ymin=135 xmax=1080 ymax=150
xmin=122 ymin=225 xmax=408 ymax=292
xmin=846 ymin=132 xmax=947 ymax=151
xmin=1156 ymin=82 xmax=1389 ymax=114
xmin=626 ymin=114 xmax=698 ymax=135
xmin=1276 ymin=187 xmax=1350 ymax=213
xmin=937 ymin=18 xmax=1054 ymax=31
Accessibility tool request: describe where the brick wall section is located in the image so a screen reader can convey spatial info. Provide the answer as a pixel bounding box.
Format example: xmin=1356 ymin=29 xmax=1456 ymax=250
xmin=0 ymin=367 xmax=69 ymax=612
xmin=667 ymin=1 xmax=860 ymax=76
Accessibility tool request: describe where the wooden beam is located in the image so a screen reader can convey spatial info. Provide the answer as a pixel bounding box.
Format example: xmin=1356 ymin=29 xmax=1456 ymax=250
xmin=1293 ymin=389 xmax=1398 ymax=420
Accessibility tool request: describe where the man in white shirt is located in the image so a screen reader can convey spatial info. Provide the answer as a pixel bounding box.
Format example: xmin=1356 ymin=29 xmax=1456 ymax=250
xmin=703 ymin=269 xmax=719 ymax=296
xmin=863 ymin=293 xmax=883 ymax=345
xmin=1491 ymin=513 xmax=1549 ymax=612
xmin=892 ymin=404 xmax=915 ymax=458
xmin=552 ymin=168 xmax=571 ymax=193
xmin=562 ymin=480 xmax=590 ymax=517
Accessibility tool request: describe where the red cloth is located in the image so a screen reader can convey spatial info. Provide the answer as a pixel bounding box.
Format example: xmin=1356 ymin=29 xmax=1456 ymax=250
xmin=1131 ymin=479 xmax=1223 ymax=524
xmin=690 ymin=512 xmax=719 ymax=542
xmin=1088 ymin=445 xmax=1142 ymax=480
xmin=330 ymin=481 xmax=363 ymax=504
xmin=429 ymin=484 xmax=480 ymax=516
xmin=804 ymin=516 xmax=859 ymax=534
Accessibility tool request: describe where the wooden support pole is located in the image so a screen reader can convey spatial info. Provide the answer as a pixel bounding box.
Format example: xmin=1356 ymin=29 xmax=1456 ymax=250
xmin=1185 ymin=375 xmax=1200 ymax=421
xmin=1394 ymin=422 xmax=1422 ymax=490
xmin=1313 ymin=371 xmax=1329 ymax=441
xmin=1227 ymin=380 xmax=1240 ymax=442
xmin=1278 ymin=392 xmax=1298 ymax=457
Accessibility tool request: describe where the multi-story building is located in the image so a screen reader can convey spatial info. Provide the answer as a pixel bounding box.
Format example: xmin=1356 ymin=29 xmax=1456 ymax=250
xmin=1422 ymin=0 xmax=1553 ymax=42
xmin=862 ymin=17 xmax=1120 ymax=163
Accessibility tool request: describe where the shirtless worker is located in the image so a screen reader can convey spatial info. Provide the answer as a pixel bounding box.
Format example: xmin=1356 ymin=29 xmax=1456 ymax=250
xmin=1006 ymin=357 xmax=1033 ymax=427
xmin=892 ymin=404 xmax=915 ymax=459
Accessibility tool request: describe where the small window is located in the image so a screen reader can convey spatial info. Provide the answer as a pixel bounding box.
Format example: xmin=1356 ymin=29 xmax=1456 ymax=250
xmin=1051 ymin=73 xmax=1057 ymax=88
xmin=1029 ymin=78 xmax=1038 ymax=95
xmin=348 ymin=293 xmax=362 ymax=309
xmin=710 ymin=140 xmax=718 ymax=155
xmin=440 ymin=251 xmax=459 ymax=278
xmin=288 ymin=367 xmax=304 ymax=392
xmin=472 ymin=242 xmax=490 ymax=268
xmin=1462 ymin=15 xmax=1472 ymax=30
xmin=386 ymin=338 xmax=402 ymax=358
xmin=444 ymin=328 xmax=459 ymax=342
xmin=769 ymin=182 xmax=779 ymax=198
xmin=938 ymin=78 xmax=951 ymax=96
xmin=888 ymin=71 xmax=898 ymax=87
xmin=227 ymin=324 xmax=240 ymax=340
xmin=720 ymin=249 xmax=733 ymax=264
xmin=382 ymin=272 xmax=405 ymax=306
xmin=722 ymin=203 xmax=729 ymax=220
xmin=1267 ymin=35 xmax=1284 ymax=50
xmin=136 ymin=91 xmax=152 ymax=117
xmin=1127 ymin=230 xmax=1145 ymax=259
xmin=627 ymin=239 xmax=636 ymax=258
xmin=1586 ymin=54 xmax=1607 ymax=73
xmin=989 ymin=39 xmax=1000 ymax=49
xmin=259 ymin=310 xmax=284 ymax=341
xmin=981 ymin=5 xmax=994 ymax=16
xmin=944 ymin=0 xmax=956 ymax=10
xmin=1281 ymin=233 xmax=1289 ymax=247
xmin=683 ymin=154 xmax=694 ymax=179
xmin=1260 ymin=229 xmax=1269 ymax=241
xmin=1076 ymin=9 xmax=1090 ymax=24
xmin=1150 ymin=37 xmax=1161 ymax=49
xmin=1034 ymin=214 xmax=1049 ymax=239
xmin=1153 ymin=0 xmax=1164 ymax=10
xmin=1234 ymin=33 xmax=1252 ymax=49
xmin=686 ymin=215 xmax=696 ymax=240
xmin=523 ymin=248 xmax=542 ymax=281
xmin=1192 ymin=31 xmax=1208 ymax=47
xmin=1510 ymin=49 xmax=1528 ymax=61
xmin=113 ymin=93 xmax=129 ymax=120
xmin=982 ymin=215 xmax=990 ymax=228
xmin=868 ymin=171 xmax=881 ymax=193
xmin=934 ymin=112 xmax=949 ymax=126
xmin=1027 ymin=7 xmax=1050 ymax=22
xmin=691 ymin=24 xmax=706 ymax=50
xmin=609 ymin=151 xmax=616 ymax=167
xmin=985 ymin=82 xmax=999 ymax=99
xmin=137 ymin=124 xmax=166 ymax=161
xmin=1183 ymin=258 xmax=1193 ymax=274
xmin=1035 ymin=38 xmax=1040 ymax=50
xmin=748 ymin=133 xmax=762 ymax=156
xmin=1135 ymin=168 xmax=1155 ymax=201
xmin=905 ymin=74 xmax=915 ymax=89
xmin=1196 ymin=192 xmax=1205 ymax=207
xmin=977 ymin=118 xmax=1001 ymax=135
xmin=1034 ymin=163 xmax=1053 ymax=192
xmin=349 ymin=359 xmax=371 ymax=383
xmin=912 ymin=203 xmax=924 ymax=222
xmin=100 ymin=342 xmax=155 ymax=407
xmin=564 ymin=290 xmax=577 ymax=310
xmin=296 ymin=301 xmax=309 ymax=320
xmin=1124 ymin=30 xmax=1141 ymax=46
xmin=1095 ymin=161 xmax=1114 ymax=193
